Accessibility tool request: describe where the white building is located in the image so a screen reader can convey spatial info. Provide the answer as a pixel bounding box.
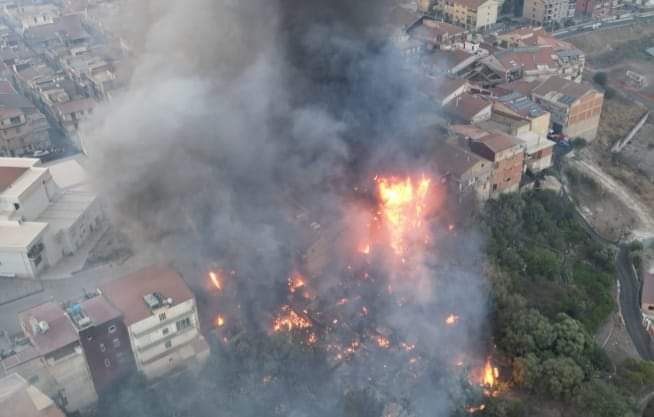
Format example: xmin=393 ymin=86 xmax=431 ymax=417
xmin=4 ymin=4 xmax=61 ymax=33
xmin=100 ymin=265 xmax=210 ymax=381
xmin=0 ymin=157 xmax=104 ymax=279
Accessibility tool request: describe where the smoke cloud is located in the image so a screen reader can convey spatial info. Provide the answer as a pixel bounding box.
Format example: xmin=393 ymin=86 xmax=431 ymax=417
xmin=85 ymin=1 xmax=489 ymax=416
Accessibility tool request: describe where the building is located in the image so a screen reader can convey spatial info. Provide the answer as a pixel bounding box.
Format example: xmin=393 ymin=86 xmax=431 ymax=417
xmin=68 ymin=295 xmax=135 ymax=395
xmin=576 ymin=0 xmax=622 ymax=17
xmin=9 ymin=301 xmax=98 ymax=413
xmin=0 ymin=373 xmax=66 ymax=417
xmin=435 ymin=0 xmax=499 ymax=31
xmin=0 ymin=80 xmax=50 ymax=157
xmin=420 ymin=48 xmax=482 ymax=77
xmin=407 ymin=18 xmax=467 ymax=50
xmin=523 ymin=0 xmax=574 ymax=25
xmin=5 ymin=5 xmax=61 ymax=34
xmin=494 ymin=27 xmax=565 ymax=49
xmin=100 ymin=265 xmax=210 ymax=381
xmin=0 ymin=157 xmax=104 ymax=278
xmin=451 ymin=124 xmax=525 ymax=195
xmin=53 ymin=98 xmax=95 ymax=139
xmin=433 ymin=140 xmax=492 ymax=200
xmin=641 ymin=269 xmax=654 ymax=337
xmin=420 ymin=75 xmax=470 ymax=106
xmin=443 ymin=93 xmax=492 ymax=123
xmin=491 ymin=90 xmax=551 ymax=137
xmin=529 ymin=76 xmax=604 ymax=140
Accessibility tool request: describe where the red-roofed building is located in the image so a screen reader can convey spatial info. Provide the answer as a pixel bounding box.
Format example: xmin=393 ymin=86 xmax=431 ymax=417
xmin=443 ymin=93 xmax=492 ymax=123
xmin=101 ymin=265 xmax=210 ymax=380
xmin=408 ymin=18 xmax=467 ymax=49
xmin=10 ymin=301 xmax=98 ymax=414
xmin=450 ymin=124 xmax=525 ymax=196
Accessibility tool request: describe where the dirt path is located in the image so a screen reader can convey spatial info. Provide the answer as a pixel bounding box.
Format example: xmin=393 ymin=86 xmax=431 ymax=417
xmin=569 ymin=156 xmax=654 ymax=240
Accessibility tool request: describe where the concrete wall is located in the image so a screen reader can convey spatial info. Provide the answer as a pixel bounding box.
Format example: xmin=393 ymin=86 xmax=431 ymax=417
xmin=46 ymin=346 xmax=98 ymax=413
xmin=128 ymin=299 xmax=205 ymax=380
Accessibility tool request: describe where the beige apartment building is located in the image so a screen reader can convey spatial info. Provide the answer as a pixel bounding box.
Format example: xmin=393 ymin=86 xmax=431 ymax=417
xmin=523 ymin=0 xmax=575 ymax=25
xmin=101 ymin=265 xmax=210 ymax=381
xmin=436 ymin=0 xmax=499 ymax=31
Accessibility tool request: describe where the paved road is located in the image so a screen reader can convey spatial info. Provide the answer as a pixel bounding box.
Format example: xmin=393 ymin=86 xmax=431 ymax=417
xmin=616 ymin=245 xmax=654 ymax=360
xmin=560 ymin=172 xmax=654 ymax=360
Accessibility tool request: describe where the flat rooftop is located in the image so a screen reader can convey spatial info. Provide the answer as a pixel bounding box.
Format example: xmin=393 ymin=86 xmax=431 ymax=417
xmin=0 ymin=221 xmax=47 ymax=250
xmin=37 ymin=189 xmax=96 ymax=231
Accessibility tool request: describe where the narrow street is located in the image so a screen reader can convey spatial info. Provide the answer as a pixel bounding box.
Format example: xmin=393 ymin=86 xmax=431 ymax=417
xmin=616 ymin=245 xmax=654 ymax=360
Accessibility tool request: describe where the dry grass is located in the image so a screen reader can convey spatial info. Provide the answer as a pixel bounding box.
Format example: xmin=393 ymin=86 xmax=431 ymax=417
xmin=567 ymin=23 xmax=654 ymax=59
xmin=592 ymin=96 xmax=648 ymax=149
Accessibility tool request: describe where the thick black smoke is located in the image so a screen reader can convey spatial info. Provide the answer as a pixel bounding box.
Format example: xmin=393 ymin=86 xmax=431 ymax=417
xmin=85 ymin=1 xmax=488 ymax=416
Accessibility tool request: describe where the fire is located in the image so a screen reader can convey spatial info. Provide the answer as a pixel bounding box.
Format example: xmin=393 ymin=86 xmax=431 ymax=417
xmin=209 ymin=271 xmax=222 ymax=290
xmin=375 ymin=335 xmax=390 ymax=349
xmin=359 ymin=242 xmax=371 ymax=255
xmin=288 ymin=273 xmax=305 ymax=293
xmin=376 ymin=175 xmax=432 ymax=255
xmin=467 ymin=404 xmax=486 ymax=413
xmin=482 ymin=357 xmax=499 ymax=387
xmin=213 ymin=314 xmax=225 ymax=328
xmin=445 ymin=314 xmax=459 ymax=325
xmin=272 ymin=305 xmax=312 ymax=332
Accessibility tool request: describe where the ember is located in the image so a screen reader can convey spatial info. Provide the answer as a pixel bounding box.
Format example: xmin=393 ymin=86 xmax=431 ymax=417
xmin=446 ymin=314 xmax=460 ymax=325
xmin=209 ymin=271 xmax=222 ymax=290
xmin=375 ymin=335 xmax=390 ymax=349
xmin=272 ymin=305 xmax=311 ymax=332
xmin=213 ymin=314 xmax=225 ymax=328
xmin=288 ymin=273 xmax=305 ymax=293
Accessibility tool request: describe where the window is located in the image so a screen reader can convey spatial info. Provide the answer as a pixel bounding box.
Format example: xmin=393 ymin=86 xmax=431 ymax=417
xmin=104 ymin=358 xmax=111 ymax=368
xmin=112 ymin=338 xmax=120 ymax=348
xmin=176 ymin=317 xmax=192 ymax=332
xmin=165 ymin=340 xmax=172 ymax=349
xmin=158 ymin=313 xmax=167 ymax=321
xmin=162 ymin=327 xmax=169 ymax=335
xmin=100 ymin=343 xmax=106 ymax=352
xmin=108 ymin=325 xmax=117 ymax=334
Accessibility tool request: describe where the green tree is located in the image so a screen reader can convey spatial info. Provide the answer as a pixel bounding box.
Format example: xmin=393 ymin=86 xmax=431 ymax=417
xmin=540 ymin=357 xmax=584 ymax=400
xmin=575 ymin=378 xmax=636 ymax=417
xmin=552 ymin=314 xmax=588 ymax=361
xmin=512 ymin=354 xmax=542 ymax=390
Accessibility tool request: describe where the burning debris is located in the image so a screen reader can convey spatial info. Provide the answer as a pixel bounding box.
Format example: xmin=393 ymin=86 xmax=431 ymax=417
xmin=87 ymin=0 xmax=490 ymax=415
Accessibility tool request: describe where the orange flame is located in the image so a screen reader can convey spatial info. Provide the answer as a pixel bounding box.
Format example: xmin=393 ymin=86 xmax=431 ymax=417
xmin=376 ymin=176 xmax=431 ymax=256
xmin=375 ymin=335 xmax=390 ymax=349
xmin=446 ymin=314 xmax=460 ymax=325
xmin=209 ymin=271 xmax=222 ymax=290
xmin=467 ymin=404 xmax=486 ymax=413
xmin=213 ymin=314 xmax=225 ymax=328
xmin=288 ymin=273 xmax=305 ymax=293
xmin=482 ymin=357 xmax=499 ymax=387
xmin=272 ymin=305 xmax=312 ymax=332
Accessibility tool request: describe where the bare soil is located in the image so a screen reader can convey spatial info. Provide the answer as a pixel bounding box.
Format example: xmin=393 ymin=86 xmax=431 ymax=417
xmin=567 ymin=23 xmax=654 ymax=60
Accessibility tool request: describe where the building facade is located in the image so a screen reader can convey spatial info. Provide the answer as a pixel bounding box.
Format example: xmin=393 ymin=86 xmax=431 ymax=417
xmin=0 ymin=157 xmax=104 ymax=278
xmin=530 ymin=76 xmax=604 ymax=140
xmin=101 ymin=265 xmax=210 ymax=381
xmin=523 ymin=0 xmax=574 ymax=25
xmin=70 ymin=296 xmax=135 ymax=395
xmin=436 ymin=0 xmax=499 ymax=31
